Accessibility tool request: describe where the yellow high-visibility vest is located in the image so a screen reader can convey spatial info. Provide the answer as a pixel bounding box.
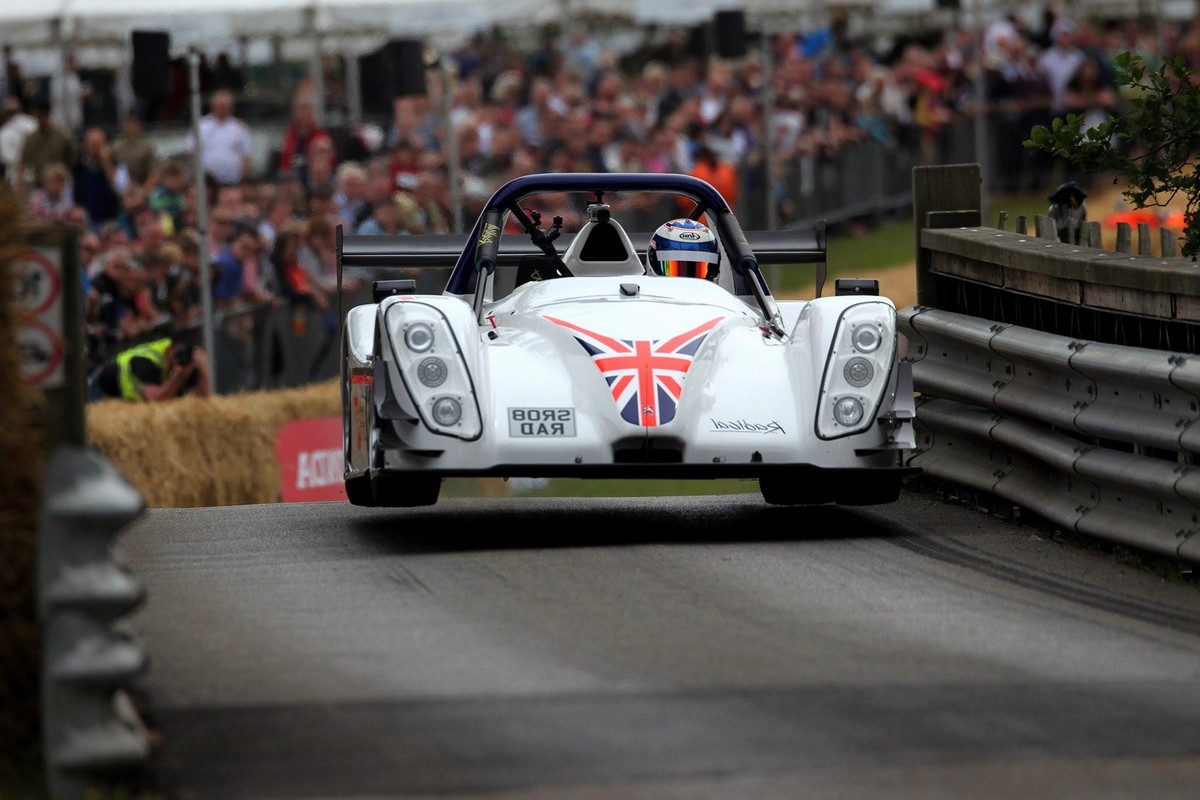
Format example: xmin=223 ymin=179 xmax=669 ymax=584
xmin=115 ymin=337 xmax=172 ymax=401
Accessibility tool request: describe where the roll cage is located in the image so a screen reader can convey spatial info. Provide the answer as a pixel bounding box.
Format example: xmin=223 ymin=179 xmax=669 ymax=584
xmin=337 ymin=172 xmax=830 ymax=336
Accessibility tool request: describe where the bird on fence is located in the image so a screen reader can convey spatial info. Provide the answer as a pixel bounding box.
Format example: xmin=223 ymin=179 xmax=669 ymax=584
xmin=1048 ymin=182 xmax=1088 ymax=244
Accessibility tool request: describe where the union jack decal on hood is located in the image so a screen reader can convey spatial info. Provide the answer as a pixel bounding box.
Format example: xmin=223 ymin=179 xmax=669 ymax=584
xmin=545 ymin=315 xmax=725 ymax=426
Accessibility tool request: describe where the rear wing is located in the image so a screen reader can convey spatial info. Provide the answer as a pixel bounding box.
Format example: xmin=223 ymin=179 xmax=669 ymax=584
xmin=337 ymin=223 xmax=829 ymax=295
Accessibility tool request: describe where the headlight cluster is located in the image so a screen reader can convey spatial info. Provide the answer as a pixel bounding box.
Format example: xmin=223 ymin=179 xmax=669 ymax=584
xmin=385 ymin=303 xmax=481 ymax=439
xmin=817 ymin=303 xmax=896 ymax=439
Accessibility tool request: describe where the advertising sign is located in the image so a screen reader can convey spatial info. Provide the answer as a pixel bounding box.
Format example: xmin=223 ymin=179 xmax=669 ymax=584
xmin=275 ymin=416 xmax=347 ymax=502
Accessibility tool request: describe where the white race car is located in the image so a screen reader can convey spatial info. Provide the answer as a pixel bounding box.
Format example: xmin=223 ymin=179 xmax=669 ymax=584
xmin=338 ymin=172 xmax=917 ymax=507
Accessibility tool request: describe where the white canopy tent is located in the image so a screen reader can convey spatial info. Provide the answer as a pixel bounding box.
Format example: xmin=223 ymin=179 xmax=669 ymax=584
xmin=0 ymin=0 xmax=828 ymax=55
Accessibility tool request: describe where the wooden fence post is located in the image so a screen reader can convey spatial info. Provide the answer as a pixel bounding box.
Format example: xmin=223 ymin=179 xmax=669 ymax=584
xmin=912 ymin=164 xmax=982 ymax=308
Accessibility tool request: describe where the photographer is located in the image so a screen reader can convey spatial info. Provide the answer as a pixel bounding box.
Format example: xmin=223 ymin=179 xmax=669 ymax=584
xmin=87 ymin=328 xmax=212 ymax=402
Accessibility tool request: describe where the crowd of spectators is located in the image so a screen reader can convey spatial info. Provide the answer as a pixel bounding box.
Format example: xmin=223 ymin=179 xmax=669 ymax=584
xmin=1 ymin=9 xmax=1198 ymax=397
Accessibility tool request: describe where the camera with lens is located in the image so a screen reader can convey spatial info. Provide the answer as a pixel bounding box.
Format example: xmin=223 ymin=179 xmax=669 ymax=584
xmin=172 ymin=344 xmax=194 ymax=367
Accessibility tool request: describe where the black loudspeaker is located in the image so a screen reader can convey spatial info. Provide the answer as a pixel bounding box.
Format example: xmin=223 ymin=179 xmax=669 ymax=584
xmin=686 ymin=23 xmax=710 ymax=61
xmin=359 ymin=39 xmax=427 ymax=115
xmin=131 ymin=30 xmax=171 ymax=99
xmin=713 ymin=10 xmax=747 ymax=59
xmin=358 ymin=46 xmax=391 ymax=115
xmin=385 ymin=39 xmax=428 ymax=98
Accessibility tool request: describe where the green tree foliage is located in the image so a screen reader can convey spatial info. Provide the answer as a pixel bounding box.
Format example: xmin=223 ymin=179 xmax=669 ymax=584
xmin=1025 ymin=52 xmax=1200 ymax=260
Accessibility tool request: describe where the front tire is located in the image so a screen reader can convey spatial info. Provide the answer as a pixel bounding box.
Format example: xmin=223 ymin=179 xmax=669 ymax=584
xmin=759 ymin=475 xmax=833 ymax=506
xmin=345 ymin=474 xmax=375 ymax=506
xmin=373 ymin=473 xmax=442 ymax=507
xmin=345 ymin=473 xmax=441 ymax=507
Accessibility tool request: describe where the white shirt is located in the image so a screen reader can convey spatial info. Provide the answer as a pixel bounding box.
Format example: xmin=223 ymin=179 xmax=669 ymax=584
xmin=1037 ymin=46 xmax=1087 ymax=114
xmin=0 ymin=112 xmax=38 ymax=183
xmin=191 ymin=114 xmax=254 ymax=184
xmin=51 ymin=71 xmax=86 ymax=134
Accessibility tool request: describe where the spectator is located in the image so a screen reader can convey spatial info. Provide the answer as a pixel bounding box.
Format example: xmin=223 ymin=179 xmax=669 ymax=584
xmin=392 ymin=191 xmax=426 ymax=234
xmin=191 ymin=89 xmax=253 ymax=185
xmin=110 ymin=110 xmax=160 ymax=196
xmin=131 ymin=207 xmax=168 ymax=272
xmin=515 ymin=77 xmax=556 ymax=147
xmin=72 ymin=127 xmax=120 ymax=231
xmin=307 ymin=184 xmax=339 ymax=224
xmin=50 ymin=53 xmax=89 ymax=136
xmin=240 ymin=221 xmax=279 ymax=310
xmin=1064 ymin=56 xmax=1119 ymax=133
xmin=704 ymin=103 xmax=752 ymax=169
xmin=79 ymin=230 xmax=101 ymax=292
xmin=97 ymin=220 xmax=131 ymax=256
xmin=211 ymin=221 xmax=257 ymax=311
xmin=210 ymin=221 xmax=264 ymax=391
xmin=296 ymin=214 xmax=340 ymax=370
xmin=144 ymin=241 xmax=180 ymax=315
xmin=355 ymin=196 xmax=403 ymax=236
xmin=304 ymin=136 xmax=337 ymax=193
xmin=0 ymin=96 xmax=37 ymax=184
xmin=258 ymin=193 xmax=295 ymax=252
xmin=297 ymin=214 xmax=338 ymax=302
xmin=27 ymin=162 xmax=79 ymax=223
xmin=206 ymin=207 xmax=238 ymax=264
xmin=387 ymin=138 xmax=422 ymax=190
xmin=270 ymin=222 xmax=327 ymax=311
xmin=687 ymin=144 xmax=738 ymax=210
xmin=114 ymin=184 xmax=149 ymax=241
xmin=85 ymin=246 xmax=162 ymax=364
xmin=164 ymin=233 xmax=204 ymax=328
xmin=332 ymin=161 xmax=368 ymax=231
xmin=278 ymin=99 xmax=331 ymax=186
xmin=147 ymin=159 xmax=188 ymax=231
xmin=88 ymin=328 xmax=211 ymax=402
xmin=413 ymin=167 xmax=451 ymax=234
xmin=16 ymin=97 xmax=78 ymax=190
xmin=353 ymin=161 xmax=394 ymax=230
xmin=1037 ymin=17 xmax=1087 ymax=115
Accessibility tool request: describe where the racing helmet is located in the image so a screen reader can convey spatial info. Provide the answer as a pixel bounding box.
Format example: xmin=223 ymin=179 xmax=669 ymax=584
xmin=645 ymin=218 xmax=720 ymax=280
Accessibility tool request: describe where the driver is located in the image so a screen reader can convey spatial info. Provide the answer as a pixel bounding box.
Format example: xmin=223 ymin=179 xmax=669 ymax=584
xmin=645 ymin=218 xmax=720 ymax=280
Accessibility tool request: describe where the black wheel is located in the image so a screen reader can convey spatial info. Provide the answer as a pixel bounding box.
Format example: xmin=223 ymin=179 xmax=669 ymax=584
xmin=345 ymin=474 xmax=376 ymax=506
xmin=372 ymin=473 xmax=442 ymax=507
xmin=759 ymin=475 xmax=833 ymax=506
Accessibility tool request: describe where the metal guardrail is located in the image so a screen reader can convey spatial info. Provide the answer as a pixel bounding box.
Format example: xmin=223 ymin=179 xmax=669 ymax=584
xmin=900 ymin=305 xmax=1200 ymax=566
xmin=38 ymin=446 xmax=150 ymax=798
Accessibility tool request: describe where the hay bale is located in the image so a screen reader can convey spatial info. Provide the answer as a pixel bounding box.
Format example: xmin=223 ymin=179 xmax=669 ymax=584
xmin=87 ymin=380 xmax=339 ymax=507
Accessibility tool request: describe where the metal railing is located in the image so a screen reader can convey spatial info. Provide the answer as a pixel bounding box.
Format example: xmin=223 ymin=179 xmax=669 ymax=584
xmin=900 ymin=306 xmax=1200 ymax=565
xmin=38 ymin=446 xmax=151 ymax=798
xmin=903 ymin=164 xmax=1200 ymax=566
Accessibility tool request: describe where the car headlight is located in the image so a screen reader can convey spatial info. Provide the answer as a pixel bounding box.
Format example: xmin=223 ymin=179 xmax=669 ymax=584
xmin=431 ymin=396 xmax=463 ymax=426
xmin=851 ymin=323 xmax=881 ymax=353
xmin=417 ymin=356 xmax=448 ymax=387
xmin=817 ymin=302 xmax=896 ymax=439
xmin=382 ymin=301 xmax=481 ymax=439
xmin=832 ymin=396 xmax=864 ymax=426
xmin=844 ymin=357 xmax=873 ymax=387
xmin=404 ymin=322 xmax=435 ymax=353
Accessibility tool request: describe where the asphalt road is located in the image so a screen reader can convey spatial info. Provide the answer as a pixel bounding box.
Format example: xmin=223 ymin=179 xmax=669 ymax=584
xmin=119 ymin=490 xmax=1200 ymax=799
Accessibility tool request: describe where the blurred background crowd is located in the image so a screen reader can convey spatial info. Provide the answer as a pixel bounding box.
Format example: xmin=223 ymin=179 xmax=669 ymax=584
xmin=2 ymin=2 xmax=1198 ymax=396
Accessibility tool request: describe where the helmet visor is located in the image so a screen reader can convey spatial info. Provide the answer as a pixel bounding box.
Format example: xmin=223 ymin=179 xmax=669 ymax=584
xmin=661 ymin=259 xmax=711 ymax=278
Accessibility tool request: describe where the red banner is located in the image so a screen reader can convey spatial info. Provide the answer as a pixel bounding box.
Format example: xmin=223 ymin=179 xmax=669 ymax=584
xmin=275 ymin=416 xmax=347 ymax=502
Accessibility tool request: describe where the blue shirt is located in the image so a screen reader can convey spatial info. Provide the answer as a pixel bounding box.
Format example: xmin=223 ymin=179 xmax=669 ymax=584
xmin=212 ymin=245 xmax=243 ymax=303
